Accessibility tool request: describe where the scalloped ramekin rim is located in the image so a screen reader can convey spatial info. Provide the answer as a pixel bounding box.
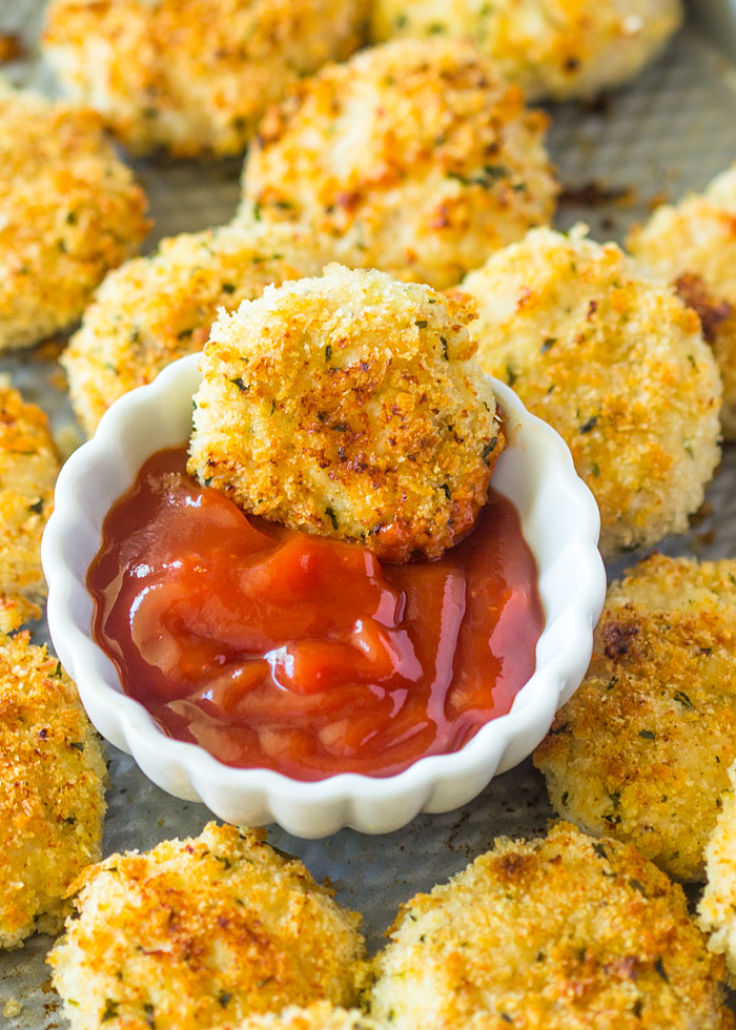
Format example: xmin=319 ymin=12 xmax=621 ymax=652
xmin=42 ymin=353 xmax=605 ymax=836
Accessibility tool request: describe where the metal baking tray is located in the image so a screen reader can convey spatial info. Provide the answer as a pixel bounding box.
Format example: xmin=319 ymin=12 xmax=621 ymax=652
xmin=2 ymin=2 xmax=736 ymax=1024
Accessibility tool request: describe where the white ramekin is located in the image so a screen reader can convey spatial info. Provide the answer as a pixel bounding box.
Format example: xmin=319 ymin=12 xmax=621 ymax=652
xmin=42 ymin=353 xmax=605 ymax=838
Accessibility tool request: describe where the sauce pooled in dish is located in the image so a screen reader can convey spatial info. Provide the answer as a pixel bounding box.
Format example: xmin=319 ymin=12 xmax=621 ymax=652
xmin=88 ymin=446 xmax=543 ymax=780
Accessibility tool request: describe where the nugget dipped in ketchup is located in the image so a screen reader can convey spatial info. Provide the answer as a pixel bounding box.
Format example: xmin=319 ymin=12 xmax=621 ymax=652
xmin=187 ymin=263 xmax=504 ymax=563
xmin=90 ymin=265 xmax=545 ymax=780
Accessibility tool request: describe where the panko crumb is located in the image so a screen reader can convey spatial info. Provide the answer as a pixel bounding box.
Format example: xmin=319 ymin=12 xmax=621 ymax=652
xmin=0 ymin=85 xmax=149 ymax=350
xmin=0 ymin=631 xmax=107 ymax=950
xmin=2 ymin=998 xmax=22 ymax=1018
xmin=0 ymin=380 xmax=60 ymax=632
xmin=535 ymin=553 xmax=736 ymax=882
xmin=239 ymin=37 xmax=557 ymax=290
xmin=370 ymin=0 xmax=683 ymax=102
xmin=48 ymin=822 xmax=367 ymax=1030
xmin=188 ymin=264 xmax=502 ymax=563
xmin=62 ymin=222 xmax=333 ymax=437
xmin=699 ymin=758 xmax=736 ymax=987
xmin=628 ymin=165 xmax=736 ymax=438
xmin=42 ymin=0 xmax=369 ymax=158
xmin=213 ymin=1002 xmax=379 ymax=1030
xmin=370 ymin=822 xmax=732 ymax=1029
xmin=459 ymin=225 xmax=722 ymax=558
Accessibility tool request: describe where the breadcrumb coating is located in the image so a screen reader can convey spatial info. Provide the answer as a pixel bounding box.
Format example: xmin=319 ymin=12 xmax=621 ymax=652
xmin=212 ymin=1002 xmax=379 ymax=1030
xmin=535 ymin=553 xmax=736 ymax=882
xmin=0 ymin=632 xmax=106 ymax=950
xmin=188 ymin=265 xmax=502 ymax=563
xmin=62 ymin=223 xmax=332 ymax=436
xmin=699 ymin=759 xmax=736 ymax=987
xmin=460 ymin=225 xmax=722 ymax=558
xmin=370 ymin=0 xmax=683 ymax=102
xmin=0 ymin=86 xmax=149 ymax=349
xmin=42 ymin=0 xmax=369 ymax=158
xmin=239 ymin=37 xmax=557 ymax=289
xmin=48 ymin=822 xmax=367 ymax=1030
xmin=628 ymin=166 xmax=736 ymax=438
xmin=370 ymin=822 xmax=731 ymax=1029
xmin=0 ymin=380 xmax=59 ymax=632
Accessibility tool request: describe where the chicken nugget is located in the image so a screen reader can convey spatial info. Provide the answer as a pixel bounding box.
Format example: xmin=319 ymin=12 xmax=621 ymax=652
xmin=459 ymin=225 xmax=722 ymax=558
xmin=370 ymin=822 xmax=731 ymax=1029
xmin=48 ymin=822 xmax=367 ymax=1030
xmin=188 ymin=264 xmax=502 ymax=563
xmin=535 ymin=553 xmax=736 ymax=882
xmin=0 ymin=86 xmax=149 ymax=350
xmin=62 ymin=223 xmax=332 ymax=436
xmin=0 ymin=632 xmax=106 ymax=950
xmin=371 ymin=0 xmax=683 ymax=102
xmin=699 ymin=758 xmax=736 ymax=987
xmin=42 ymin=0 xmax=368 ymax=158
xmin=0 ymin=381 xmax=59 ymax=632
xmin=628 ymin=165 xmax=736 ymax=438
xmin=239 ymin=38 xmax=557 ymax=290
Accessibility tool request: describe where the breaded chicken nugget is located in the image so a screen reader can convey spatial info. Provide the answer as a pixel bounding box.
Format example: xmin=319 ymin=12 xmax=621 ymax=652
xmin=371 ymin=0 xmax=683 ymax=102
xmin=628 ymin=166 xmax=736 ymax=438
xmin=699 ymin=758 xmax=736 ymax=987
xmin=62 ymin=223 xmax=332 ymax=436
xmin=0 ymin=86 xmax=149 ymax=350
xmin=534 ymin=553 xmax=736 ymax=882
xmin=460 ymin=225 xmax=722 ymax=558
xmin=370 ymin=822 xmax=731 ymax=1030
xmin=42 ymin=0 xmax=368 ymax=158
xmin=0 ymin=632 xmax=106 ymax=950
xmin=188 ymin=265 xmax=502 ymax=563
xmin=239 ymin=38 xmax=557 ymax=290
xmin=48 ymin=822 xmax=367 ymax=1030
xmin=213 ymin=1002 xmax=378 ymax=1029
xmin=0 ymin=381 xmax=59 ymax=632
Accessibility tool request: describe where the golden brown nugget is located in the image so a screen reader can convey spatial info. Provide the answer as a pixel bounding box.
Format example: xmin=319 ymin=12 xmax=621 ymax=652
xmin=371 ymin=0 xmax=683 ymax=102
xmin=535 ymin=553 xmax=736 ymax=882
xmin=62 ymin=223 xmax=333 ymax=436
xmin=370 ymin=822 xmax=732 ymax=1029
xmin=460 ymin=225 xmax=722 ymax=558
xmin=0 ymin=381 xmax=59 ymax=632
xmin=188 ymin=265 xmax=502 ymax=563
xmin=699 ymin=759 xmax=736 ymax=987
xmin=48 ymin=822 xmax=367 ymax=1030
xmin=628 ymin=165 xmax=736 ymax=438
xmin=239 ymin=37 xmax=557 ymax=290
xmin=0 ymin=632 xmax=106 ymax=950
xmin=0 ymin=86 xmax=149 ymax=349
xmin=42 ymin=0 xmax=368 ymax=158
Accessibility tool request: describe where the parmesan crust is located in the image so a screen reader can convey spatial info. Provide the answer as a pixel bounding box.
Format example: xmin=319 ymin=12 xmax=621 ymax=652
xmin=370 ymin=0 xmax=684 ymax=102
xmin=0 ymin=632 xmax=106 ymax=950
xmin=535 ymin=553 xmax=736 ymax=882
xmin=207 ymin=1002 xmax=378 ymax=1030
xmin=460 ymin=225 xmax=722 ymax=558
xmin=699 ymin=759 xmax=736 ymax=987
xmin=0 ymin=381 xmax=59 ymax=632
xmin=48 ymin=823 xmax=367 ymax=1030
xmin=628 ymin=165 xmax=736 ymax=438
xmin=0 ymin=86 xmax=149 ymax=349
xmin=42 ymin=0 xmax=369 ymax=157
xmin=188 ymin=265 xmax=502 ymax=563
xmin=239 ymin=37 xmax=557 ymax=289
xmin=370 ymin=822 xmax=732 ymax=1029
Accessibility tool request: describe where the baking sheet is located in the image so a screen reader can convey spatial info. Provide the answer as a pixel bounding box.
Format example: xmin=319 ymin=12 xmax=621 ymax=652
xmin=2 ymin=3 xmax=736 ymax=1024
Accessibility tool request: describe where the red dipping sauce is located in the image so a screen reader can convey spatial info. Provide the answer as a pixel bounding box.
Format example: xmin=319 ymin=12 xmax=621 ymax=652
xmin=88 ymin=447 xmax=543 ymax=780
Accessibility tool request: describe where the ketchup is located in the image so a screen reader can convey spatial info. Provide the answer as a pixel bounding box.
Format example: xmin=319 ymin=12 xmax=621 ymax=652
xmin=89 ymin=447 xmax=543 ymax=780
